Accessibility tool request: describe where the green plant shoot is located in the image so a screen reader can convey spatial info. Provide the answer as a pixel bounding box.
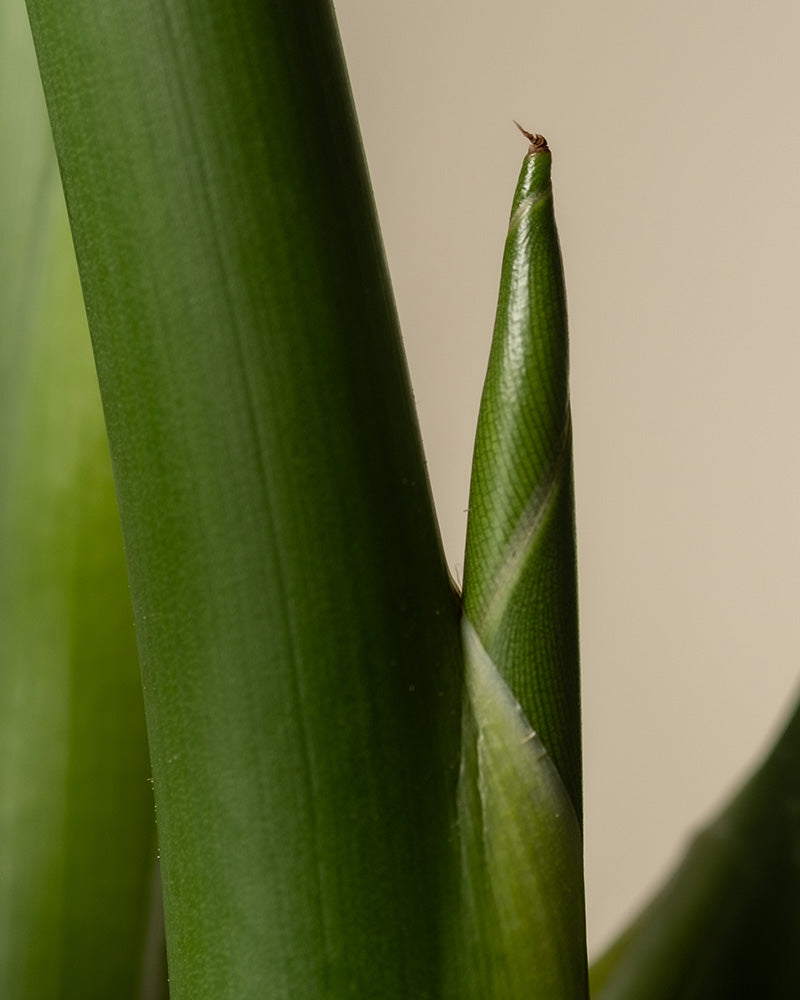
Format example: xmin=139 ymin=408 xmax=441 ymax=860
xmin=462 ymin=128 xmax=582 ymax=821
xmin=458 ymin=130 xmax=588 ymax=999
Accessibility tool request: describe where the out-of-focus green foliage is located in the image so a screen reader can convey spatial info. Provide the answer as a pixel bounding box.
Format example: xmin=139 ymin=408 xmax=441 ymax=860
xmin=0 ymin=1 xmax=163 ymax=996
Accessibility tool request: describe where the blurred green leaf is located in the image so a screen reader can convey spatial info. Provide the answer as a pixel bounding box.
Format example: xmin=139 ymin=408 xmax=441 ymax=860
xmin=592 ymin=697 xmax=800 ymax=999
xmin=0 ymin=1 xmax=164 ymax=996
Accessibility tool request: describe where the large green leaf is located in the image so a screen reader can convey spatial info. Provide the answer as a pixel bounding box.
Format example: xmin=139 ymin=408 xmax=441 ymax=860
xmin=0 ymin=1 xmax=163 ymax=996
xmin=24 ymin=0 xmax=463 ymax=996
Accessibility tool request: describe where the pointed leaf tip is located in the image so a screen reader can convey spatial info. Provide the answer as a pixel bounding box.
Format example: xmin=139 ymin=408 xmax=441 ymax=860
xmin=513 ymin=121 xmax=549 ymax=152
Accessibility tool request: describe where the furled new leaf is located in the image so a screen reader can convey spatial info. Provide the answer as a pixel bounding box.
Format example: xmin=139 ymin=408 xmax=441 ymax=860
xmin=459 ymin=130 xmax=587 ymax=997
xmin=462 ymin=129 xmax=582 ymax=818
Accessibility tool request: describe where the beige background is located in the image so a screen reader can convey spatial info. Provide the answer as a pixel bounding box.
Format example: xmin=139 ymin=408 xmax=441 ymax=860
xmin=334 ymin=0 xmax=800 ymax=956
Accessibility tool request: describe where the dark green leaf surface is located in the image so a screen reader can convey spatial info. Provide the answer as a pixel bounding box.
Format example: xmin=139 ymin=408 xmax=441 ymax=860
xmin=591 ymin=696 xmax=800 ymax=999
xmin=0 ymin=2 xmax=163 ymax=996
xmin=462 ymin=132 xmax=582 ymax=819
xmin=25 ymin=1 xmax=463 ymax=997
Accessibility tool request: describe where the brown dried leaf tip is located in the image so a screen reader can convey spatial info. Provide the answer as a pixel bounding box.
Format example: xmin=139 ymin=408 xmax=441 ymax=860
xmin=514 ymin=121 xmax=549 ymax=153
